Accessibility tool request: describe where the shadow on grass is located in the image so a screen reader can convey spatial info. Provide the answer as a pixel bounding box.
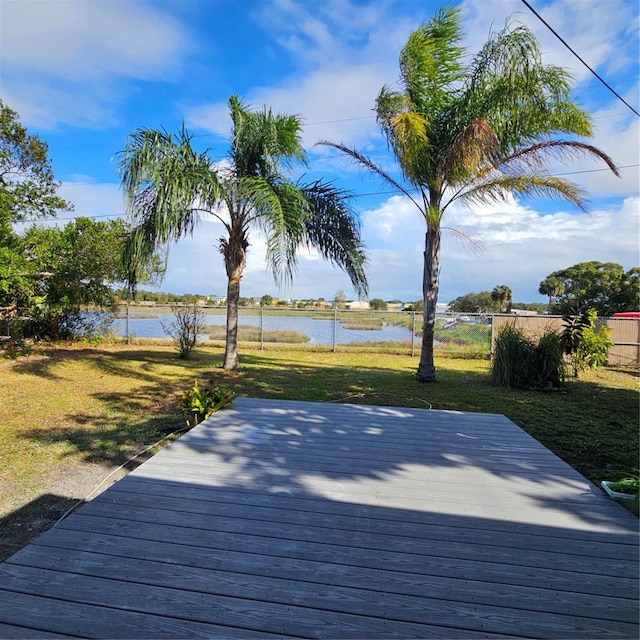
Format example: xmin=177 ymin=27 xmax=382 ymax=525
xmin=21 ymin=385 xmax=186 ymax=466
xmin=15 ymin=347 xmax=639 ymax=492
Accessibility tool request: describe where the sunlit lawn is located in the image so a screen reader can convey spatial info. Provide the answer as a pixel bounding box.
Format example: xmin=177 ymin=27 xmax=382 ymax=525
xmin=1 ymin=341 xmax=638 ymax=520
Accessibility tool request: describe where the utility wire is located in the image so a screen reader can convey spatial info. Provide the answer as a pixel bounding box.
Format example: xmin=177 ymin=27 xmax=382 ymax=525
xmin=520 ymin=0 xmax=640 ymax=117
xmin=50 ymin=162 xmax=638 ymax=222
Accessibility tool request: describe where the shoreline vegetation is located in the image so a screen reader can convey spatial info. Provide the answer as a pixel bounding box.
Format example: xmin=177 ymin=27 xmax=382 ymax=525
xmin=204 ymin=325 xmax=310 ymax=343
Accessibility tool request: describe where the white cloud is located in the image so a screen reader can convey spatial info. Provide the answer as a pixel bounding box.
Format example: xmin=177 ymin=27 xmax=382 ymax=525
xmin=57 ymin=180 xmax=124 ymax=217
xmin=186 ymin=0 xmax=413 ymax=148
xmin=354 ymin=192 xmax=639 ymax=302
xmin=0 ymin=0 xmax=189 ymax=128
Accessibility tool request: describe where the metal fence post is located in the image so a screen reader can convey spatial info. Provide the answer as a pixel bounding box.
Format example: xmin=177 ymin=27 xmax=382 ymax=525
xmin=411 ymin=311 xmax=416 ymax=357
xmin=333 ymin=308 xmax=337 ymax=353
xmin=260 ymin=307 xmax=264 ymax=351
xmin=126 ymin=303 xmax=130 ymax=345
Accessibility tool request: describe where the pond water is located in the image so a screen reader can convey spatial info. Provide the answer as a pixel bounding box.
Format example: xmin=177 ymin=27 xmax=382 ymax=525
xmin=113 ymin=311 xmax=415 ymax=345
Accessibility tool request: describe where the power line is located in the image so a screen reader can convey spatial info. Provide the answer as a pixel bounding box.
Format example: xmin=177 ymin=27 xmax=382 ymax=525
xmin=51 ymin=163 xmax=638 ymax=221
xmin=58 ymin=163 xmax=638 ymax=189
xmin=520 ymin=0 xmax=640 ymax=118
xmin=47 ymin=108 xmax=630 ymax=153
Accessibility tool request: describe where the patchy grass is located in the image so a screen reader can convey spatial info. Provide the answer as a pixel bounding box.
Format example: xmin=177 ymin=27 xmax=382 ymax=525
xmin=1 ymin=343 xmax=637 ymax=554
xmin=204 ymin=325 xmax=310 ymax=343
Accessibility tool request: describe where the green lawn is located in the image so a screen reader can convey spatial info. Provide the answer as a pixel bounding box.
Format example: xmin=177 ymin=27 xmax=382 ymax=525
xmin=1 ymin=343 xmax=638 ymax=521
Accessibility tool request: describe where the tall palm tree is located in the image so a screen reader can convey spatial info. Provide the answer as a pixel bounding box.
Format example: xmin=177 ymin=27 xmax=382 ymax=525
xmin=119 ymin=96 xmax=368 ymax=369
xmin=319 ymin=7 xmax=618 ymax=382
xmin=491 ymin=285 xmax=513 ymax=314
xmin=539 ymin=276 xmax=565 ymax=314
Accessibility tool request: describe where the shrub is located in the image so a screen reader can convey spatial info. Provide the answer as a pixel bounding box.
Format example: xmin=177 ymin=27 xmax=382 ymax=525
xmin=180 ymin=380 xmax=234 ymax=426
xmin=161 ymin=304 xmax=206 ymax=359
xmin=491 ymin=325 xmax=534 ymax=389
xmin=531 ymin=330 xmax=565 ymax=389
xmin=491 ymin=324 xmax=565 ymax=389
xmin=561 ymin=308 xmax=613 ymax=377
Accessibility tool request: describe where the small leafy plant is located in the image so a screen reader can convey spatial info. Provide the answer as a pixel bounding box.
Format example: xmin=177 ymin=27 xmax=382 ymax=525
xmin=607 ymin=476 xmax=639 ymax=496
xmin=180 ymin=380 xmax=234 ymax=426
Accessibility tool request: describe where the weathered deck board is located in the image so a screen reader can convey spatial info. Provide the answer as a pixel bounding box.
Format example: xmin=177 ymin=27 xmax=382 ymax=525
xmin=0 ymin=397 xmax=637 ymax=639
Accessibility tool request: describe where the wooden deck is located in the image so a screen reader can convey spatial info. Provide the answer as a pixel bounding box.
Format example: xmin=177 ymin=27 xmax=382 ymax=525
xmin=0 ymin=397 xmax=637 ymax=639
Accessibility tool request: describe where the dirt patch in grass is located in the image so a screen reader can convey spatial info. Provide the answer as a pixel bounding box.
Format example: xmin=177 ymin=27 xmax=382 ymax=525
xmin=0 ymin=459 xmax=124 ymax=561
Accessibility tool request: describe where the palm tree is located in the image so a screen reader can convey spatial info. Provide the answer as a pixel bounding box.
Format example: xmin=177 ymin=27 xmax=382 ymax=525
xmin=491 ymin=285 xmax=513 ymax=314
xmin=119 ymin=96 xmax=368 ymax=369
xmin=319 ymin=7 xmax=618 ymax=382
xmin=539 ymin=276 xmax=565 ymax=314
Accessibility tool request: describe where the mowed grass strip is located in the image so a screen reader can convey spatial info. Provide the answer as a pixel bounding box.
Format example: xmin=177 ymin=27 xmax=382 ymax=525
xmin=1 ymin=343 xmax=638 ymax=521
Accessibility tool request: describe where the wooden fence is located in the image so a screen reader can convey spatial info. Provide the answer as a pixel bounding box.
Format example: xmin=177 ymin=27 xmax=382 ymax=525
xmin=491 ymin=314 xmax=640 ymax=368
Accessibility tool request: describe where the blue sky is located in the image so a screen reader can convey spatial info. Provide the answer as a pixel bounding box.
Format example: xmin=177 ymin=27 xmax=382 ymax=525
xmin=2 ymin=0 xmax=638 ymax=303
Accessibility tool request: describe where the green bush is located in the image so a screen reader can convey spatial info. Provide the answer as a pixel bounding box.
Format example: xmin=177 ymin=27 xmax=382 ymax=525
xmin=561 ymin=308 xmax=614 ymax=377
xmin=491 ymin=325 xmax=565 ymax=390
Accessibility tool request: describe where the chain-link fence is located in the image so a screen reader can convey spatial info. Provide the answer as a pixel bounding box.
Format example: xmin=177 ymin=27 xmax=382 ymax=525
xmin=5 ymin=304 xmax=637 ymax=366
xmin=114 ymin=306 xmax=493 ymax=357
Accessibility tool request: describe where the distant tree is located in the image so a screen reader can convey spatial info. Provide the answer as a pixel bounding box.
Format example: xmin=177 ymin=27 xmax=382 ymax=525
xmin=119 ymin=95 xmax=367 ymax=370
xmin=238 ymin=297 xmax=253 ymax=307
xmin=404 ymin=299 xmax=425 ymax=313
xmin=613 ymin=267 xmax=640 ymax=311
xmin=449 ymin=291 xmax=499 ymax=314
xmin=546 ymin=262 xmax=638 ymax=316
xmin=334 ymin=289 xmax=347 ymax=308
xmin=260 ymin=294 xmax=274 ymax=307
xmin=538 ymin=276 xmax=565 ymax=314
xmin=369 ymin=298 xmax=388 ymax=310
xmin=491 ymin=285 xmax=513 ymax=313
xmin=319 ymin=7 xmax=618 ymax=381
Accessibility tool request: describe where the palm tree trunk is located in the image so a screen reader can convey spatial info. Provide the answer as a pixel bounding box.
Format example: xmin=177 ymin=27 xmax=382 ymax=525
xmin=223 ymin=271 xmax=241 ymax=369
xmin=416 ymin=227 xmax=441 ymax=382
xmin=222 ymin=226 xmax=248 ymax=370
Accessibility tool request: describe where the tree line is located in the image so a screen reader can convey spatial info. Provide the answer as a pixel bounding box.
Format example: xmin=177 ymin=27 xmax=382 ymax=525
xmin=449 ymin=263 xmax=638 ymax=317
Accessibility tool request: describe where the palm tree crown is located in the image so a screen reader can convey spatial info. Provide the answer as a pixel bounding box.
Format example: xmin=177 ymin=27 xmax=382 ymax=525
xmin=320 ymin=6 xmax=618 ymax=382
xmin=119 ymin=96 xmax=368 ymax=369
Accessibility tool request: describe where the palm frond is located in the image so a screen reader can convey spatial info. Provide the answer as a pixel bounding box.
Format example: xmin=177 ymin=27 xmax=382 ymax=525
xmin=229 ymin=94 xmax=307 ymax=179
xmin=399 ymin=6 xmax=465 ymax=109
xmin=441 ymin=117 xmax=500 ymax=183
xmin=298 ymin=179 xmax=369 ymax=299
xmin=315 ymin=141 xmax=420 ymax=208
xmin=492 ymin=140 xmax=620 ymax=177
xmin=117 ymin=126 xmax=223 ymax=287
xmin=442 ymin=225 xmax=485 ymax=257
xmin=461 ymin=21 xmax=594 ymax=149
xmin=455 ymin=173 xmax=587 ymax=211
